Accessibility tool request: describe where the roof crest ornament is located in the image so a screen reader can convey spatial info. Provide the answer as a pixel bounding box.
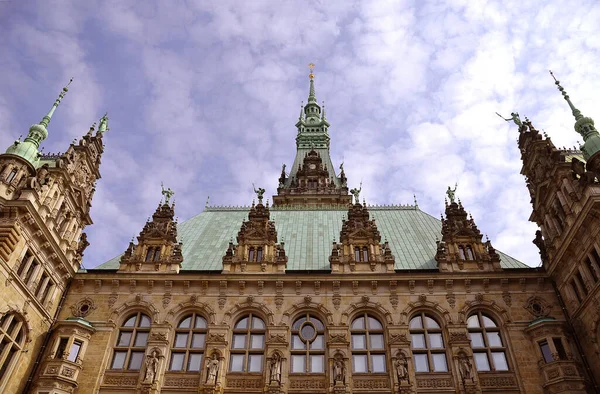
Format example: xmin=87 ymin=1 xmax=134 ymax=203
xmin=446 ymin=182 xmax=458 ymax=204
xmin=161 ymin=182 xmax=175 ymax=204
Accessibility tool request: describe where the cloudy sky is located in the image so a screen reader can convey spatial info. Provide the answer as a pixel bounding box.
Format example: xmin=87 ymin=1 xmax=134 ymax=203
xmin=1 ymin=0 xmax=598 ymax=268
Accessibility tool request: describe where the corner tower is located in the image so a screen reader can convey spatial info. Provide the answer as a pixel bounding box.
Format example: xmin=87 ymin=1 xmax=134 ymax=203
xmin=272 ymin=65 xmax=351 ymax=207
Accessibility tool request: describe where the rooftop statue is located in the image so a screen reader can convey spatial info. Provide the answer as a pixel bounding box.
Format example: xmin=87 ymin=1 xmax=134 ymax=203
xmin=350 ymin=181 xmax=362 ymax=204
xmin=446 ymin=182 xmax=458 ymax=203
xmin=253 ymin=183 xmax=265 ymax=203
xmin=161 ymin=182 xmax=175 ymax=204
xmin=496 ymin=111 xmax=522 ymax=127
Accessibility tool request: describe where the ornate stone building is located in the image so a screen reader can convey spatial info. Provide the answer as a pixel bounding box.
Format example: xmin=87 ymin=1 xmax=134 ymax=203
xmin=1 ymin=70 xmax=600 ymax=394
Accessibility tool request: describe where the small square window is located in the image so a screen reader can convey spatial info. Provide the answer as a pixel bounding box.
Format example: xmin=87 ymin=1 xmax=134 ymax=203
xmin=414 ymin=354 xmax=429 ymax=372
xmin=111 ymin=351 xmax=126 ymax=369
xmin=411 ymin=334 xmax=425 ymax=349
xmin=291 ymin=355 xmax=306 ymax=373
xmin=249 ymin=354 xmax=263 ymax=372
xmin=352 ymin=334 xmax=366 ymax=349
xmin=230 ymin=354 xmax=244 ymax=372
xmin=170 ymin=353 xmax=185 ymax=371
xmin=188 ymin=353 xmax=203 ymax=371
xmin=432 ymin=354 xmax=447 ymax=372
xmin=310 ymin=355 xmax=324 ymax=373
xmin=492 ymin=352 xmax=509 ymax=371
xmin=128 ymin=351 xmax=144 ymax=370
xmin=371 ymin=354 xmax=386 ymax=372
xmin=469 ymin=332 xmax=485 ymax=348
xmin=474 ymin=352 xmax=490 ymax=371
xmin=353 ymin=354 xmax=367 ymax=373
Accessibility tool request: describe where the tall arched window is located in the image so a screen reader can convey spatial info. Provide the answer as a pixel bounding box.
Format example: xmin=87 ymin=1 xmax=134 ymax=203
xmin=409 ymin=313 xmax=448 ymax=372
xmin=248 ymin=248 xmax=255 ymax=262
xmin=111 ymin=312 xmax=151 ymax=370
xmin=5 ymin=169 xmax=17 ymax=184
xmin=458 ymin=246 xmax=466 ymax=260
xmin=467 ymin=312 xmax=508 ymax=371
xmin=291 ymin=314 xmax=325 ymax=373
xmin=230 ymin=314 xmax=265 ymax=372
xmin=170 ymin=313 xmax=207 ymax=371
xmin=465 ymin=246 xmax=474 ymax=260
xmin=0 ymin=314 xmax=25 ymax=386
xmin=351 ymin=313 xmax=386 ymax=373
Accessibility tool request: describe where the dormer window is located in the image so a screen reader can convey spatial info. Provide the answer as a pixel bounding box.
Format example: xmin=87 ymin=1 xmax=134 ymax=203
xmin=354 ymin=247 xmax=360 ymax=262
xmin=465 ymin=246 xmax=474 ymax=260
xmin=145 ymin=248 xmax=153 ymax=262
xmin=6 ymin=169 xmax=17 ymax=183
xmin=256 ymin=247 xmax=263 ymax=262
xmin=153 ymin=248 xmax=161 ymax=261
xmin=248 ymin=248 xmax=255 ymax=262
xmin=458 ymin=246 xmax=466 ymax=260
xmin=362 ymin=247 xmax=369 ymax=262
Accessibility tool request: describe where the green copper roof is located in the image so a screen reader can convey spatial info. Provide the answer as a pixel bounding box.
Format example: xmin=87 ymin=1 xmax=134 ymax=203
xmin=97 ymin=205 xmax=528 ymax=271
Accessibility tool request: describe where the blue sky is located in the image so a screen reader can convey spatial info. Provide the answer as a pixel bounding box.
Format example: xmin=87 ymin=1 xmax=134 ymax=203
xmin=1 ymin=0 xmax=599 ymax=268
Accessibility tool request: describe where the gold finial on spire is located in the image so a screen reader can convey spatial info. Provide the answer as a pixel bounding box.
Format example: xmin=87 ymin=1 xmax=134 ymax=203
xmin=308 ymin=63 xmax=315 ymax=80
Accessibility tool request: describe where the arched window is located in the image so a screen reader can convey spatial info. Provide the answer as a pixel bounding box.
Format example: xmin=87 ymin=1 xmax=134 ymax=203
xmin=256 ymin=247 xmax=263 ymax=263
xmin=362 ymin=247 xmax=369 ymax=262
xmin=409 ymin=313 xmax=447 ymax=372
xmin=5 ymin=169 xmax=17 ymax=184
xmin=153 ymin=248 xmax=161 ymax=261
xmin=248 ymin=248 xmax=255 ymax=262
xmin=351 ymin=313 xmax=386 ymax=373
xmin=354 ymin=247 xmax=360 ymax=262
xmin=145 ymin=248 xmax=154 ymax=262
xmin=230 ymin=314 xmax=265 ymax=372
xmin=111 ymin=312 xmax=151 ymax=370
xmin=170 ymin=313 xmax=207 ymax=371
xmin=465 ymin=246 xmax=474 ymax=260
xmin=467 ymin=312 xmax=508 ymax=371
xmin=291 ymin=314 xmax=325 ymax=373
xmin=458 ymin=246 xmax=466 ymax=260
xmin=0 ymin=314 xmax=25 ymax=386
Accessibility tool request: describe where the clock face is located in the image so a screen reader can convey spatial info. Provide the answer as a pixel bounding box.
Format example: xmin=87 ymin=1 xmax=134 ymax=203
xmin=309 ymin=164 xmax=316 ymax=170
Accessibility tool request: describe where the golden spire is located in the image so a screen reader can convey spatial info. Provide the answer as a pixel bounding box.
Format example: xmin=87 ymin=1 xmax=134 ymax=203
xmin=308 ymin=63 xmax=315 ymax=80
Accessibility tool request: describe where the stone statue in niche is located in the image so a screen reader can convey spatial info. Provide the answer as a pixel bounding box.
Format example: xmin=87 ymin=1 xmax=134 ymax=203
xmin=269 ymin=353 xmax=282 ymax=384
xmin=458 ymin=353 xmax=473 ymax=382
xmin=395 ymin=354 xmax=409 ymax=383
xmin=205 ymin=353 xmax=220 ymax=384
xmin=143 ymin=350 xmax=159 ymax=384
xmin=333 ymin=356 xmax=345 ymax=384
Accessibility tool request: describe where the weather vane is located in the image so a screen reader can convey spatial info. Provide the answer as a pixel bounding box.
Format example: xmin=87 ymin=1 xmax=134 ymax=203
xmin=309 ymin=63 xmax=315 ymax=80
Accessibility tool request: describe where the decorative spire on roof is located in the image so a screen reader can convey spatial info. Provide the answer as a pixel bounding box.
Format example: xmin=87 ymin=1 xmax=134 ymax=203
xmin=5 ymin=78 xmax=73 ymax=166
xmin=550 ymin=70 xmax=600 ymax=161
xmin=308 ymin=63 xmax=317 ymax=103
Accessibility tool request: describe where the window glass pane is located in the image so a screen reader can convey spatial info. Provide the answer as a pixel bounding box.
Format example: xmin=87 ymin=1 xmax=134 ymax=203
xmin=487 ymin=332 xmax=502 ymax=347
xmin=67 ymin=341 xmax=82 ymax=362
xmin=291 ymin=355 xmax=306 ymax=373
xmin=301 ymin=324 xmax=316 ymax=340
xmin=467 ymin=315 xmax=480 ymax=328
xmin=128 ymin=351 xmax=144 ymax=370
xmin=117 ymin=332 xmax=132 ymax=347
xmin=310 ymin=355 xmax=324 ymax=373
xmin=235 ymin=317 xmax=248 ymax=329
xmin=432 ymin=353 xmax=448 ymax=372
xmin=195 ymin=316 xmax=207 ymax=329
xmin=252 ymin=317 xmax=265 ymax=329
xmin=139 ymin=315 xmax=151 ymax=328
xmin=368 ymin=317 xmax=382 ymax=330
xmin=188 ymin=353 xmax=203 ymax=371
xmin=232 ymin=334 xmax=246 ymax=349
xmin=249 ymin=354 xmax=263 ymax=372
xmin=474 ymin=353 xmax=490 ymax=371
xmin=191 ymin=333 xmax=205 ymax=348
xmin=292 ymin=317 xmax=306 ymax=331
xmin=123 ymin=316 xmax=136 ymax=327
xmin=111 ymin=351 xmax=126 ymax=369
xmin=352 ymin=317 xmax=365 ymax=330
xmin=371 ymin=354 xmax=386 ymax=372
xmin=482 ymin=315 xmax=496 ymax=328
xmin=553 ymin=338 xmax=567 ymax=360
xmin=409 ymin=316 xmax=422 ymax=329
xmin=174 ymin=333 xmax=188 ymax=348
xmin=251 ymin=334 xmax=264 ymax=349
xmin=134 ymin=332 xmax=148 ymax=347
xmin=470 ymin=332 xmax=485 ymax=348
xmin=310 ymin=335 xmax=324 ymax=350
xmin=230 ymin=354 xmax=244 ymax=372
xmin=414 ymin=354 xmax=429 ymax=372
xmin=492 ymin=352 xmax=509 ymax=371
xmin=540 ymin=341 xmax=553 ymax=363
xmin=411 ymin=334 xmax=425 ymax=349
xmin=353 ymin=354 xmax=367 ymax=373
xmin=425 ymin=316 xmax=440 ymax=329
xmin=56 ymin=338 xmax=68 ymax=359
xmin=370 ymin=334 xmax=384 ymax=349
xmin=352 ymin=334 xmax=366 ymax=349
xmin=292 ymin=335 xmax=305 ymax=350
xmin=310 ymin=317 xmax=324 ymax=331
xmin=178 ymin=316 xmax=192 ymax=328
xmin=429 ymin=333 xmax=443 ymax=349
xmin=170 ymin=353 xmax=185 ymax=371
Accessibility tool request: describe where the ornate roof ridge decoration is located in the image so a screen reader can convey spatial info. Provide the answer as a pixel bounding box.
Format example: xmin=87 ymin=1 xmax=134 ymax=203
xmin=329 ymin=201 xmax=395 ymax=273
xmin=435 ymin=196 xmax=502 ymax=272
xmin=222 ymin=199 xmax=288 ymax=274
xmin=205 ymin=203 xmax=418 ymax=212
xmin=118 ymin=191 xmax=183 ymax=274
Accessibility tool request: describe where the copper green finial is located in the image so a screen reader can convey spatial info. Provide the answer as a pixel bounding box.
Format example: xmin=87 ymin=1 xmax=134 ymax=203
xmin=98 ymin=113 xmax=109 ymax=133
xmin=550 ymin=70 xmax=600 ymax=160
xmin=308 ymin=63 xmax=317 ymax=103
xmin=5 ymin=78 xmax=73 ymax=167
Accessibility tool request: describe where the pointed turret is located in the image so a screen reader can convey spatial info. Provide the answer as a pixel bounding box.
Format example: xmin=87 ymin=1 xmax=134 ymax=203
xmin=6 ymin=78 xmax=73 ymax=167
xmin=550 ymin=71 xmax=600 ymax=169
xmin=274 ymin=64 xmax=351 ymax=207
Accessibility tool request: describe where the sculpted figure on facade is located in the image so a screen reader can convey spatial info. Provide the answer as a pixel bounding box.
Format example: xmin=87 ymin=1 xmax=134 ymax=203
xmin=143 ymin=350 xmax=159 ymax=384
xmin=395 ymin=353 xmax=409 ymax=384
xmin=458 ymin=352 xmax=473 ymax=382
xmin=205 ymin=353 xmax=220 ymax=384
xmin=269 ymin=352 xmax=282 ymax=384
xmin=333 ymin=355 xmax=345 ymax=384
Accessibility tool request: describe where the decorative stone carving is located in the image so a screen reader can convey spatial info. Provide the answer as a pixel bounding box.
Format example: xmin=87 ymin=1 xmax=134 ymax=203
xmin=70 ymin=297 xmax=96 ymax=318
xmin=525 ymin=295 xmax=552 ymax=318
xmin=332 ymin=353 xmax=346 ymax=385
xmin=394 ymin=352 xmax=409 ymax=384
xmin=205 ymin=353 xmax=220 ymax=384
xmin=143 ymin=350 xmax=160 ymax=384
xmin=268 ymin=352 xmax=282 ymax=385
xmin=458 ymin=352 xmax=473 ymax=382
